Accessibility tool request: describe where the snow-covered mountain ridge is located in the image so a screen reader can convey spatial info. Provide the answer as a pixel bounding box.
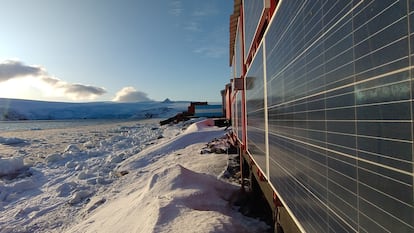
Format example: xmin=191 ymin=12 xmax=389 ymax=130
xmin=0 ymin=98 xmax=190 ymax=120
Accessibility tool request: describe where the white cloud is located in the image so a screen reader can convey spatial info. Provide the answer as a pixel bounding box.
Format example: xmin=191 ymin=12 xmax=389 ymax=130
xmin=112 ymin=87 xmax=152 ymax=102
xmin=0 ymin=60 xmax=45 ymax=82
xmin=0 ymin=60 xmax=106 ymax=101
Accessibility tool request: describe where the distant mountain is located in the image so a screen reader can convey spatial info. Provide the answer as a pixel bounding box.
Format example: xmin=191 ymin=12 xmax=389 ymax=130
xmin=162 ymin=98 xmax=173 ymax=103
xmin=0 ymin=98 xmax=190 ymax=121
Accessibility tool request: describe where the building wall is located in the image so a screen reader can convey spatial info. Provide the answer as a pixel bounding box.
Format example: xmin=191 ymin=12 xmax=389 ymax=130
xmin=238 ymin=0 xmax=414 ymax=232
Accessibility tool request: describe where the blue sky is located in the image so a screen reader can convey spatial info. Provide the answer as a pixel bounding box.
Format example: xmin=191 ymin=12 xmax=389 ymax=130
xmin=0 ymin=0 xmax=232 ymax=102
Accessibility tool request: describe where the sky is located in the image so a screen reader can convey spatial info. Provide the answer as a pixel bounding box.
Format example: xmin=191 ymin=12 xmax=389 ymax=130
xmin=0 ymin=0 xmax=233 ymax=103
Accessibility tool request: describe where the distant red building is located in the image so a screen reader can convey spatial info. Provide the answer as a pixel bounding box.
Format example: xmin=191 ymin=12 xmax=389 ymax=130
xmin=187 ymin=102 xmax=208 ymax=115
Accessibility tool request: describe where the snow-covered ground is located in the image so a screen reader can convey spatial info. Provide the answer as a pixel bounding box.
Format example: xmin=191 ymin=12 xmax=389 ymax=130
xmin=0 ymin=119 xmax=269 ymax=232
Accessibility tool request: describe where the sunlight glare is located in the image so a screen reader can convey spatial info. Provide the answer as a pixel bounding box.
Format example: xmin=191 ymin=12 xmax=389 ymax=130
xmin=0 ymin=76 xmax=46 ymax=100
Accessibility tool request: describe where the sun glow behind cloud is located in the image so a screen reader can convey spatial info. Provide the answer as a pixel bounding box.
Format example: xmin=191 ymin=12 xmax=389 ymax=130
xmin=0 ymin=75 xmax=74 ymax=101
xmin=0 ymin=77 xmax=39 ymax=100
xmin=0 ymin=60 xmax=106 ymax=101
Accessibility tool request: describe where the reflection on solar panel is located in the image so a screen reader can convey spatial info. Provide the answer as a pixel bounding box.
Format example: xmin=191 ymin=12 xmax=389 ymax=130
xmin=228 ymin=0 xmax=414 ymax=232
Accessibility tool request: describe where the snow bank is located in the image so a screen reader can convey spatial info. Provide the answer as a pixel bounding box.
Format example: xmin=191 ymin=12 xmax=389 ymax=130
xmin=0 ymin=119 xmax=269 ymax=233
xmin=0 ymin=136 xmax=27 ymax=145
xmin=184 ymin=118 xmax=215 ymax=133
xmin=68 ymin=157 xmax=267 ymax=233
xmin=0 ymin=157 xmax=25 ymax=176
xmin=146 ymin=164 xmax=252 ymax=233
xmin=67 ymin=120 xmax=268 ymax=233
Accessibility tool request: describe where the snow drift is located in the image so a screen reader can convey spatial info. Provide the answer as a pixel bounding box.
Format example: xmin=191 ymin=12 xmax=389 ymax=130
xmin=0 ymin=119 xmax=269 ymax=233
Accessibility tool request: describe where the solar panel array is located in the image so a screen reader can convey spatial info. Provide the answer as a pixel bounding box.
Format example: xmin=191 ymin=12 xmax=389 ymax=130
xmin=246 ymin=45 xmax=267 ymax=171
xmin=243 ymin=0 xmax=265 ymax=60
xmin=243 ymin=0 xmax=414 ymax=232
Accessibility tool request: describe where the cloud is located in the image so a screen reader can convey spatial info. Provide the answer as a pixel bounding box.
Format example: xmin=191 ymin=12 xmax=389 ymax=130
xmin=0 ymin=60 xmax=106 ymax=100
xmin=40 ymin=76 xmax=106 ymax=99
xmin=40 ymin=76 xmax=60 ymax=85
xmin=112 ymin=87 xmax=152 ymax=102
xmin=63 ymin=83 xmax=106 ymax=100
xmin=0 ymin=60 xmax=44 ymax=82
xmin=192 ymin=24 xmax=228 ymax=59
xmin=169 ymin=1 xmax=183 ymax=16
xmin=184 ymin=22 xmax=201 ymax=32
xmin=192 ymin=7 xmax=218 ymax=17
xmin=193 ymin=46 xmax=227 ymax=58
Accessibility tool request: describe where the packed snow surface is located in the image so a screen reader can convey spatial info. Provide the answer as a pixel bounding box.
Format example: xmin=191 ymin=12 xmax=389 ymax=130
xmin=0 ymin=119 xmax=268 ymax=233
